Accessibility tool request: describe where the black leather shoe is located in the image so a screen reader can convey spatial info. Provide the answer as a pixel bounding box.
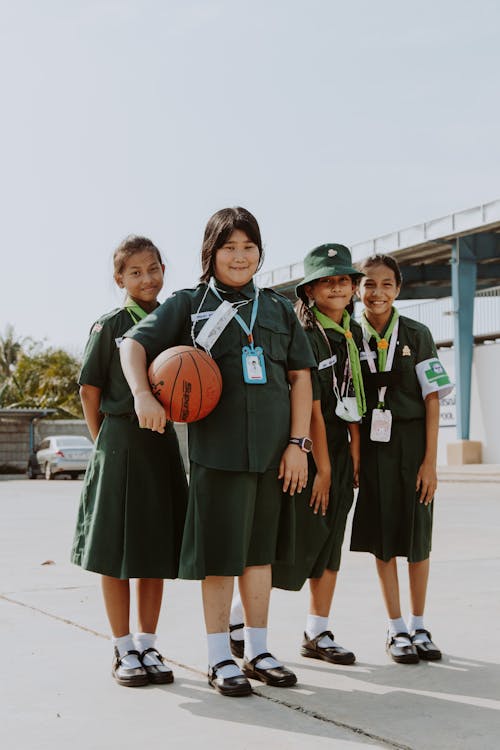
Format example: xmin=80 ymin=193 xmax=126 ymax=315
xmin=242 ymin=652 xmax=297 ymax=687
xmin=301 ymin=630 xmax=356 ymax=665
xmin=139 ymin=647 xmax=174 ymax=684
xmin=112 ymin=648 xmax=149 ymax=687
xmin=411 ymin=629 xmax=442 ymax=661
xmin=208 ymin=659 xmax=252 ymax=697
xmin=229 ymin=623 xmax=244 ymax=659
xmin=386 ymin=632 xmax=419 ymax=664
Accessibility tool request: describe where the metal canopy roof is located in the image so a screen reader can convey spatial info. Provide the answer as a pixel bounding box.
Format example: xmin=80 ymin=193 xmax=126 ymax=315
xmin=257 ymin=199 xmax=500 ymax=301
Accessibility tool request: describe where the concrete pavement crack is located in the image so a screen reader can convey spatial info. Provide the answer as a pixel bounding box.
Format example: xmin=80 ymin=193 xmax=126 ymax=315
xmin=1 ymin=593 xmax=413 ymax=750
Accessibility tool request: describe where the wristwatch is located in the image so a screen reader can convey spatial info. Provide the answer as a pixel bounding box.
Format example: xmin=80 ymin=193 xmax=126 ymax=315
xmin=289 ymin=437 xmax=313 ymax=453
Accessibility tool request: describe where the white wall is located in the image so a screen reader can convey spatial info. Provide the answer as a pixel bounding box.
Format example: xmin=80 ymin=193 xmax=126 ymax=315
xmin=437 ymin=343 xmax=500 ymax=464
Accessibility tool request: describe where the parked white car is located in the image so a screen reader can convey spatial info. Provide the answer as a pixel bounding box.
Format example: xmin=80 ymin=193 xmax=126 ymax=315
xmin=28 ymin=435 xmax=93 ymax=480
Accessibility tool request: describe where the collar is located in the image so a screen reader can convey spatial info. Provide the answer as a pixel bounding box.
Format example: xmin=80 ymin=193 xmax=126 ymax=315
xmin=212 ymin=278 xmax=256 ymax=300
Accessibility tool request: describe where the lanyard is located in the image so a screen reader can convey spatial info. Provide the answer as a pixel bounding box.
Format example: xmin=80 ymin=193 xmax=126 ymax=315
xmin=125 ymin=298 xmax=149 ymax=324
xmin=362 ymin=317 xmax=399 ymax=407
xmin=209 ymin=277 xmax=259 ymax=348
xmin=315 ymin=321 xmax=350 ymax=401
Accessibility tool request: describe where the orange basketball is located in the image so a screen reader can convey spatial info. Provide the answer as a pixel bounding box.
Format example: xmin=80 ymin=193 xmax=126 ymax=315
xmin=148 ymin=345 xmax=222 ymax=423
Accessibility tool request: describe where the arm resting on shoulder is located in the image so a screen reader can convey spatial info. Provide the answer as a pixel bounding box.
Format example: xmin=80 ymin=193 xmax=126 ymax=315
xmin=119 ymin=338 xmax=166 ymax=433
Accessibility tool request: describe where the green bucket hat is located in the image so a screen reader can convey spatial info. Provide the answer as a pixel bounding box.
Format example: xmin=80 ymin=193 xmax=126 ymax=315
xmin=296 ymin=243 xmax=364 ymax=302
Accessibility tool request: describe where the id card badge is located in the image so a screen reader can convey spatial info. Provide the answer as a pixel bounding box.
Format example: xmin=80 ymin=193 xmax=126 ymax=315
xmin=242 ymin=345 xmax=267 ymax=384
xmin=370 ymin=408 xmax=392 ymax=442
xmin=195 ymin=300 xmax=237 ymax=350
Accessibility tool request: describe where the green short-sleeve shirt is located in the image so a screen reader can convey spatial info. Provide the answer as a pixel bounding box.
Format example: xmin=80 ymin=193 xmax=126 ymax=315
xmin=126 ymin=280 xmax=316 ymax=472
xmin=360 ymin=315 xmax=438 ymax=421
xmin=79 ymin=308 xmax=137 ymax=415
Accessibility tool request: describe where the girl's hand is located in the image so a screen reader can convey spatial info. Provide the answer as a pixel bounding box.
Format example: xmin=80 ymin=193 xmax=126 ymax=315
xmin=278 ymin=445 xmax=308 ymax=496
xmin=352 ymin=458 xmax=360 ymax=489
xmin=133 ymin=391 xmax=167 ymax=433
xmin=416 ymin=459 xmax=437 ymax=505
xmin=310 ymin=470 xmax=330 ymax=516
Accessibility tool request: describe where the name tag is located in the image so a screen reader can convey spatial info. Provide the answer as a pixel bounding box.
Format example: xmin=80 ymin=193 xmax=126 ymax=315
xmin=360 ymin=350 xmax=377 ymax=361
xmin=370 ymin=408 xmax=392 ymax=442
xmin=195 ymin=300 xmax=237 ymax=350
xmin=318 ymin=354 xmax=337 ymax=370
xmin=190 ymin=310 xmax=214 ymax=322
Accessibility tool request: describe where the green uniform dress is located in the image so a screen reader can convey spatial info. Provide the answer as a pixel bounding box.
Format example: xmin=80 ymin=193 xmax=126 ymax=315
xmin=350 ymin=314 xmax=447 ymax=562
xmin=272 ymin=321 xmax=362 ymax=591
xmin=71 ymin=306 xmax=188 ymax=579
xmin=126 ymin=280 xmax=316 ymax=579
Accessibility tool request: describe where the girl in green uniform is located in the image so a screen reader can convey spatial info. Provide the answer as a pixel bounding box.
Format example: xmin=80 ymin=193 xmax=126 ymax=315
xmin=231 ymin=244 xmax=366 ymax=665
xmin=350 ymin=254 xmax=453 ymax=663
xmin=120 ymin=207 xmax=316 ymax=697
xmin=71 ymin=236 xmax=188 ymax=687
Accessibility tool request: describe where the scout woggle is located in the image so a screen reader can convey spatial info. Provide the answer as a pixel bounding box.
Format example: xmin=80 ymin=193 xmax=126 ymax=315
xmin=193 ymin=278 xmax=267 ymax=384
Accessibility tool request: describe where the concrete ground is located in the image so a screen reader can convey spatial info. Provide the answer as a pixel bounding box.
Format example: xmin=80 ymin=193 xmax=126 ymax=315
xmin=1 ymin=475 xmax=499 ymax=750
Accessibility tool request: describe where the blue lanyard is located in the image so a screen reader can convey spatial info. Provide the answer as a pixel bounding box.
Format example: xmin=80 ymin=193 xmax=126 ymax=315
xmin=209 ymin=277 xmax=259 ymax=347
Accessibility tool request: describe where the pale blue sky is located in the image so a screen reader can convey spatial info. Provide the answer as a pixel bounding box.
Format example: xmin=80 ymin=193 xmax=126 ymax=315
xmin=1 ymin=0 xmax=499 ymax=353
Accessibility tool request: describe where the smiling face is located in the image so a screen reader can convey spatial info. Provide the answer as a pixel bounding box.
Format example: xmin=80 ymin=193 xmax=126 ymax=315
xmin=305 ymin=275 xmax=356 ymax=323
xmin=213 ymin=229 xmax=261 ymax=288
xmin=115 ymin=248 xmax=165 ymax=312
xmin=358 ymin=262 xmax=400 ymax=327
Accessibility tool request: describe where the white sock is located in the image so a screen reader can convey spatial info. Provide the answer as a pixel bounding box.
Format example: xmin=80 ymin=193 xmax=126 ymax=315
xmin=408 ymin=614 xmax=430 ymax=642
xmin=207 ymin=632 xmax=242 ymax=679
xmin=229 ymin=589 xmax=244 ymax=641
xmin=244 ymin=627 xmax=282 ymax=669
xmin=112 ymin=634 xmax=142 ymax=669
xmin=305 ymin=614 xmax=339 ymax=648
xmin=388 ymin=617 xmax=410 ymax=647
xmin=134 ymin=632 xmax=170 ymax=671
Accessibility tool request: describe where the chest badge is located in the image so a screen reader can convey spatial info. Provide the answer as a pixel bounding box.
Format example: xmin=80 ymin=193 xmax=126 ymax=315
xmin=402 ymin=345 xmax=411 ymax=357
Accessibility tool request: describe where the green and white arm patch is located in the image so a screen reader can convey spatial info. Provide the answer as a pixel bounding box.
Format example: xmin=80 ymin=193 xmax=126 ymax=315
xmin=415 ymin=357 xmax=453 ymax=399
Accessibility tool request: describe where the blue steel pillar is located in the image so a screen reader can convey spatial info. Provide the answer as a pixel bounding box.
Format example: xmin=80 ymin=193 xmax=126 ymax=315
xmin=450 ymin=235 xmax=477 ymax=439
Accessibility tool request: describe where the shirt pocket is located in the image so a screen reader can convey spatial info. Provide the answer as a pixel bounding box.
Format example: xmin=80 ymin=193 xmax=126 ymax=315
xmin=258 ymin=320 xmax=290 ymax=363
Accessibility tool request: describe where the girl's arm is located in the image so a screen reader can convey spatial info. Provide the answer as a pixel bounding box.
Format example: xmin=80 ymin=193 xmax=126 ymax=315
xmin=309 ymin=400 xmax=331 ymax=516
xmin=119 ymin=338 xmax=167 ymax=433
xmin=80 ymin=384 xmax=103 ymax=442
xmin=416 ymin=391 xmax=439 ymax=505
xmin=348 ymin=422 xmax=360 ymax=488
xmin=279 ymin=368 xmax=312 ymax=495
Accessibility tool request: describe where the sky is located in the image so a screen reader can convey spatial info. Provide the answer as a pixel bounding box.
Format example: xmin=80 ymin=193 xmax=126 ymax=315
xmin=1 ymin=0 xmax=499 ymax=356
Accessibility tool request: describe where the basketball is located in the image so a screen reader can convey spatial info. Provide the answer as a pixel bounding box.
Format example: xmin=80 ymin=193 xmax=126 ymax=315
xmin=148 ymin=345 xmax=223 ymax=423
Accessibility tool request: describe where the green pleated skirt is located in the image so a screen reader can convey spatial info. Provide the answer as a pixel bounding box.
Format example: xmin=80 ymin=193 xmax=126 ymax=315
xmin=71 ymin=415 xmax=188 ymax=579
xmin=350 ymin=418 xmax=433 ymax=562
xmin=178 ymin=462 xmax=295 ymax=579
xmin=272 ymin=436 xmax=354 ymax=591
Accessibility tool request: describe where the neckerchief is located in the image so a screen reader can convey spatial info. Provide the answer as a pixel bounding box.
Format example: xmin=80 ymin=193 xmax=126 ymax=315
xmin=361 ymin=307 xmax=399 ymax=370
xmin=312 ymin=306 xmax=366 ymax=416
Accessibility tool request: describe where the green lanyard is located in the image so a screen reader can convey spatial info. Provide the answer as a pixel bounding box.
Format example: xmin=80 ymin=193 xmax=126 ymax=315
xmin=312 ymin=307 xmax=366 ymax=417
xmin=361 ymin=308 xmax=399 ymax=371
xmin=124 ymin=298 xmax=149 ymax=325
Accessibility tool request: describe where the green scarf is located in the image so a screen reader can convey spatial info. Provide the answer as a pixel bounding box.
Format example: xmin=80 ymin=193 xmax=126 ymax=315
xmin=125 ymin=297 xmax=149 ymax=324
xmin=313 ymin=307 xmax=366 ymax=416
xmin=361 ymin=307 xmax=399 ymax=371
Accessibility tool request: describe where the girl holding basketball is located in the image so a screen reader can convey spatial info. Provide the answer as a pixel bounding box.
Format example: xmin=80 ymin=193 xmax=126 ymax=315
xmin=71 ymin=236 xmax=188 ymax=687
xmin=120 ymin=207 xmax=316 ymax=697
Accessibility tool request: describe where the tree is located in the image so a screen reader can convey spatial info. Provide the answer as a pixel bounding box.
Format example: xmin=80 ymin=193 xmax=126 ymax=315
xmin=0 ymin=334 xmax=83 ymax=418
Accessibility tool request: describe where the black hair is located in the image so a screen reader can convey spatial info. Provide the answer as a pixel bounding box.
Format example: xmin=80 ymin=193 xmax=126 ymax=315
xmin=113 ymin=235 xmax=163 ymax=279
xmin=199 ymin=207 xmax=264 ymax=283
xmin=356 ymin=253 xmax=402 ymax=287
